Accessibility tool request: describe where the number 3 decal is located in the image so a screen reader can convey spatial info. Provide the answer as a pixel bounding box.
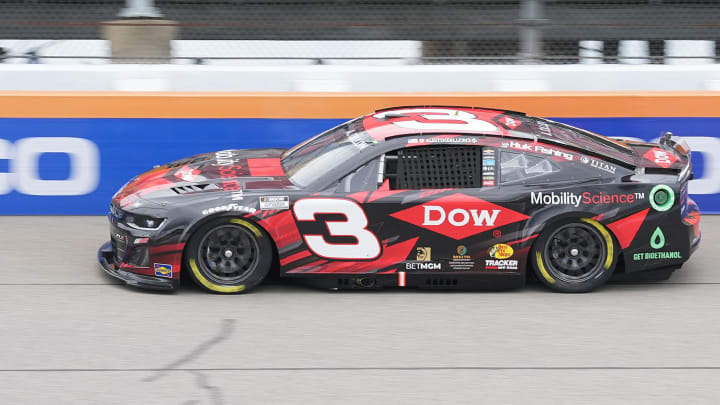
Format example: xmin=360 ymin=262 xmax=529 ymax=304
xmin=373 ymin=108 xmax=499 ymax=132
xmin=293 ymin=198 xmax=381 ymax=260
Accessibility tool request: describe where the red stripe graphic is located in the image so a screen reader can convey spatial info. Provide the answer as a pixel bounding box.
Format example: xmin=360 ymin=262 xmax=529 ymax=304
xmin=607 ymin=208 xmax=649 ymax=249
xmin=507 ymin=234 xmax=538 ymax=246
xmin=247 ymin=158 xmax=284 ymax=177
xmin=149 ymin=243 xmax=186 ymax=254
xmin=280 ymin=250 xmax=312 ymax=266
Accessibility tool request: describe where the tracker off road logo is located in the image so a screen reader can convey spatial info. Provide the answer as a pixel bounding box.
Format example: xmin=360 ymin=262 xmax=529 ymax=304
xmin=390 ymin=193 xmax=529 ymax=240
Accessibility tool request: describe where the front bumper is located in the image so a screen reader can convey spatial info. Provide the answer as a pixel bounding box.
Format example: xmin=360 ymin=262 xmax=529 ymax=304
xmin=98 ymin=241 xmax=177 ymax=291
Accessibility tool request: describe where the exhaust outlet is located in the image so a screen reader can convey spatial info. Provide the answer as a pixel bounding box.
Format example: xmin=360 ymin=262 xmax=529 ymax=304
xmin=355 ymin=277 xmax=376 ymax=288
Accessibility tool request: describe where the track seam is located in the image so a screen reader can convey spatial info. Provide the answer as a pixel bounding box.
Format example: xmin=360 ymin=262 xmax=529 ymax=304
xmin=2 ymin=366 xmax=720 ymax=372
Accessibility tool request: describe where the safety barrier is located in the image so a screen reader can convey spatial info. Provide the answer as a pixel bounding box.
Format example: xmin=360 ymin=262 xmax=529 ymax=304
xmin=0 ymin=91 xmax=718 ymax=214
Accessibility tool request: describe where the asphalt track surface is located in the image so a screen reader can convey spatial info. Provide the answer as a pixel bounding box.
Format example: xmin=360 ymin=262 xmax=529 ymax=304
xmin=1 ymin=216 xmax=719 ymax=404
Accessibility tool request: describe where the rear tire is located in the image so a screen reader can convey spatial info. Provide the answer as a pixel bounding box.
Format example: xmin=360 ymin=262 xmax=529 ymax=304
xmin=185 ymin=217 xmax=272 ymax=294
xmin=531 ymin=218 xmax=617 ymax=293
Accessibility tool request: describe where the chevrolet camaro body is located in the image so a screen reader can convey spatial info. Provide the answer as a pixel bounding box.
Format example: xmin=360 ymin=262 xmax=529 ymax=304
xmin=98 ymin=106 xmax=700 ymax=292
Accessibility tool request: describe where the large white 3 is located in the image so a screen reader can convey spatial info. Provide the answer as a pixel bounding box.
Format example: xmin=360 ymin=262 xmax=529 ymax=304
xmin=373 ymin=108 xmax=498 ymax=132
xmin=293 ymin=198 xmax=381 ymax=260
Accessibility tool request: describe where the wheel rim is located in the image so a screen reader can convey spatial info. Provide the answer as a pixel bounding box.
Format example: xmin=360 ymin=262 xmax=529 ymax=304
xmin=197 ymin=224 xmax=259 ymax=284
xmin=543 ymin=223 xmax=606 ymax=283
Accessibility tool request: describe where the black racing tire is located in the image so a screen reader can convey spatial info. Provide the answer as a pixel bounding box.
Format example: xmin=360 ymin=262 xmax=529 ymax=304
xmin=531 ymin=218 xmax=617 ymax=293
xmin=185 ymin=217 xmax=273 ymax=294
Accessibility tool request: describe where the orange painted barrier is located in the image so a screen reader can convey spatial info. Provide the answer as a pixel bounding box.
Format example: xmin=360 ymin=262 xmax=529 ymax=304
xmin=1 ymin=91 xmax=719 ymax=118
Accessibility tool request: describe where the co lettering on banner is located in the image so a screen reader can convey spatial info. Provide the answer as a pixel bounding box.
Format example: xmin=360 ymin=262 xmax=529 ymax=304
xmin=0 ymin=137 xmax=99 ymax=196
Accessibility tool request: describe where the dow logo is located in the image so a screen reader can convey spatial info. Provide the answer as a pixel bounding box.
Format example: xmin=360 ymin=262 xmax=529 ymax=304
xmin=0 ymin=137 xmax=99 ymax=196
xmin=390 ymin=193 xmax=529 ymax=240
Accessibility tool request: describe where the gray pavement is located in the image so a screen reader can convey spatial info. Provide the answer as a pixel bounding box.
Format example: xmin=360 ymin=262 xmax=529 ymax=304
xmin=0 ymin=216 xmax=719 ymax=404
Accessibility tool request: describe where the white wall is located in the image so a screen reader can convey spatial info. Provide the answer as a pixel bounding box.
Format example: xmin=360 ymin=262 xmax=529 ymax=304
xmin=2 ymin=63 xmax=720 ymax=92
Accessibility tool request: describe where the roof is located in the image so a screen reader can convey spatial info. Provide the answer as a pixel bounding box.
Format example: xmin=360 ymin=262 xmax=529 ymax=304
xmin=360 ymin=105 xmax=634 ymax=165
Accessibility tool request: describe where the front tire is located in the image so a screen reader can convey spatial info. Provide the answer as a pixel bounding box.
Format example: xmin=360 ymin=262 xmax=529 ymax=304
xmin=531 ymin=218 xmax=617 ymax=293
xmin=185 ymin=217 xmax=273 ymax=294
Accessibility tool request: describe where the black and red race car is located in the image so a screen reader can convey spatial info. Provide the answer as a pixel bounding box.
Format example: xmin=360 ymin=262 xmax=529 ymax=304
xmin=98 ymin=106 xmax=700 ymax=293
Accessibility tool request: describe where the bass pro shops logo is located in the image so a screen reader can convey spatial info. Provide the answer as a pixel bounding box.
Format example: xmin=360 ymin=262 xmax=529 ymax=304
xmin=390 ymin=193 xmax=529 ymax=240
xmin=0 ymin=137 xmax=99 ymax=196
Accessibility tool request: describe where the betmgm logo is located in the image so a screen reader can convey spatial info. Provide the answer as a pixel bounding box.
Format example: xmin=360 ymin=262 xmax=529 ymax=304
xmin=0 ymin=137 xmax=99 ymax=196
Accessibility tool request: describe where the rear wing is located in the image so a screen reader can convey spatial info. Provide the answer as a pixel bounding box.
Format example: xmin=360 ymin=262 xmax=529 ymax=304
xmin=659 ymin=132 xmax=693 ymax=182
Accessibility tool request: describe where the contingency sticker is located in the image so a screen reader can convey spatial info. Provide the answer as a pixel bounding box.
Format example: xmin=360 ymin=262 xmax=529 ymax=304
xmin=482 ymin=148 xmax=496 ymax=187
xmin=259 ymin=196 xmax=290 ymax=210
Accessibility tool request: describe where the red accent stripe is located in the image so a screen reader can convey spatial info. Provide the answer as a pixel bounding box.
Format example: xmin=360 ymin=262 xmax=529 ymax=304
xmin=286 ymin=260 xmax=328 ymax=273
xmin=347 ymin=191 xmax=369 ymax=203
xmin=247 ymin=158 xmax=284 ymax=177
xmin=507 ymin=234 xmax=538 ymax=246
xmin=259 ymin=210 xmax=301 ymax=250
xmin=607 ymin=208 xmax=649 ymax=249
xmin=280 ymin=250 xmax=312 ymax=266
xmin=149 ymin=243 xmax=186 ymax=254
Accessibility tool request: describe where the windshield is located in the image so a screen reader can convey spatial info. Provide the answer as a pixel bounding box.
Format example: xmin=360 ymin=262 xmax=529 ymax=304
xmin=281 ymin=118 xmax=376 ymax=187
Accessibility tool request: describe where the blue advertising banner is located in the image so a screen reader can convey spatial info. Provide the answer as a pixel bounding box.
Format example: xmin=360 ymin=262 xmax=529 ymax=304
xmin=0 ymin=117 xmax=716 ymax=214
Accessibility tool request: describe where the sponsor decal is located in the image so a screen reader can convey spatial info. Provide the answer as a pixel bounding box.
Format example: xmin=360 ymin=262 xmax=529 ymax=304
xmin=405 ymin=262 xmax=442 ymax=270
xmin=407 ymin=137 xmax=478 ymax=145
xmin=348 ymin=132 xmax=369 ymax=150
xmin=632 ymin=227 xmax=682 ymax=261
xmin=450 ymin=245 xmax=474 ymax=270
xmin=581 ymin=157 xmax=616 ymax=174
xmin=174 ymin=165 xmax=201 ymax=182
xmin=649 ymin=184 xmax=675 ymax=212
xmin=484 ymin=259 xmax=518 ymax=270
xmin=202 ymin=203 xmax=257 ymax=216
xmin=489 ymin=243 xmax=514 ymax=259
xmin=501 ymin=140 xmax=573 ymax=161
xmin=259 ymin=195 xmax=290 ymax=210
xmin=231 ymin=191 xmax=244 ymax=201
xmin=154 ymin=263 xmax=173 ymax=278
xmin=499 ymin=116 xmax=521 ymax=130
xmin=112 ymin=232 xmax=126 ymax=243
xmin=213 ymin=150 xmax=240 ymax=167
xmin=390 ymin=193 xmax=529 ymax=240
xmin=536 ymin=120 xmax=552 ymax=138
xmin=530 ymin=191 xmax=643 ymax=207
xmin=214 ymin=150 xmax=242 ymax=192
xmin=482 ymin=148 xmax=496 ymax=186
xmin=643 ymin=147 xmax=678 ymax=168
xmin=416 ymin=247 xmax=432 ymax=261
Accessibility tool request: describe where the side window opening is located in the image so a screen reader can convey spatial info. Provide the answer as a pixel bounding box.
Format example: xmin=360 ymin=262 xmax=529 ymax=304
xmin=335 ymin=158 xmax=382 ymax=193
xmin=500 ymin=151 xmax=559 ymax=184
xmin=384 ymin=145 xmax=484 ymax=190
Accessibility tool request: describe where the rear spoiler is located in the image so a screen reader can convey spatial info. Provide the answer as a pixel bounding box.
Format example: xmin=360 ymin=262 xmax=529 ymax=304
xmin=659 ymin=132 xmax=693 ymax=182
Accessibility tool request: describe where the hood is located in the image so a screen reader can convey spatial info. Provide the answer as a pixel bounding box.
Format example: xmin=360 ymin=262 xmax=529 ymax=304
xmin=113 ymin=148 xmax=296 ymax=208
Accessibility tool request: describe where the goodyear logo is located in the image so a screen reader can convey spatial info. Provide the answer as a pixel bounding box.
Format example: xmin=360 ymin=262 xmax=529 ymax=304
xmin=489 ymin=243 xmax=514 ymax=259
xmin=154 ymin=263 xmax=173 ymax=278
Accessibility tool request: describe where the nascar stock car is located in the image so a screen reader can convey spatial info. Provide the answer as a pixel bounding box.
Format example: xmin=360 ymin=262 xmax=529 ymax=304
xmin=98 ymin=106 xmax=700 ymax=294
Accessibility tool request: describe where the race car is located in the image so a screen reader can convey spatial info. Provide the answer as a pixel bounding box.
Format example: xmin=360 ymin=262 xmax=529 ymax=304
xmin=98 ymin=106 xmax=700 ymax=293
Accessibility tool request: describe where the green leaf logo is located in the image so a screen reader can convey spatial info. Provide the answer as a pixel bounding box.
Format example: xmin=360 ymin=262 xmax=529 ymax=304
xmin=650 ymin=227 xmax=665 ymax=249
